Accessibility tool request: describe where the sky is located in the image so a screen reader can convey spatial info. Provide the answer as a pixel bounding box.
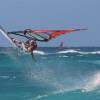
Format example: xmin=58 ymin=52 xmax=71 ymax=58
xmin=0 ymin=0 xmax=100 ymax=47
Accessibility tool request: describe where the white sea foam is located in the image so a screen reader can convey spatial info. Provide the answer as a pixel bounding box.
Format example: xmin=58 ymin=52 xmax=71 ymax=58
xmin=57 ymin=49 xmax=100 ymax=55
xmin=82 ymin=71 xmax=100 ymax=92
xmin=33 ymin=94 xmax=48 ymax=100
xmin=62 ymin=55 xmax=69 ymax=58
xmin=33 ymin=50 xmax=45 ymax=55
xmin=59 ymin=55 xmax=69 ymax=58
xmin=57 ymin=49 xmax=78 ymax=53
xmin=79 ymin=51 xmax=100 ymax=55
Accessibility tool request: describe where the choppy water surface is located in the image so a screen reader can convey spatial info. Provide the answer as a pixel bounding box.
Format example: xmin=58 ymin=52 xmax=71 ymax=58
xmin=0 ymin=47 xmax=100 ymax=100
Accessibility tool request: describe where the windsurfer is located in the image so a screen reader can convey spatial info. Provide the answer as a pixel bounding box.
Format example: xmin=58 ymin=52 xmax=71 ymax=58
xmin=25 ymin=39 xmax=37 ymax=59
xmin=12 ymin=38 xmax=37 ymax=59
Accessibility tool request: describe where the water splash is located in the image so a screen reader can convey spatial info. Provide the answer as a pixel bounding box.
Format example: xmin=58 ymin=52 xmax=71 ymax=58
xmin=82 ymin=71 xmax=100 ymax=92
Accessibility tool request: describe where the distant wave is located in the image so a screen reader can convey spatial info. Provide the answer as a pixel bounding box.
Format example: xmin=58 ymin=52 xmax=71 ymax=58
xmin=57 ymin=49 xmax=78 ymax=53
xmin=1 ymin=48 xmax=100 ymax=56
xmin=57 ymin=49 xmax=100 ymax=55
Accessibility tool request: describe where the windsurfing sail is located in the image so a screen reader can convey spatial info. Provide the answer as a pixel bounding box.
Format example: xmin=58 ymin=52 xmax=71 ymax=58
xmin=7 ymin=28 xmax=87 ymax=42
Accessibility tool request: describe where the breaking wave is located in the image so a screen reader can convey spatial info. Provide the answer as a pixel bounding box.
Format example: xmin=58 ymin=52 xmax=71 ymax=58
xmin=33 ymin=50 xmax=45 ymax=55
xmin=57 ymin=49 xmax=100 ymax=55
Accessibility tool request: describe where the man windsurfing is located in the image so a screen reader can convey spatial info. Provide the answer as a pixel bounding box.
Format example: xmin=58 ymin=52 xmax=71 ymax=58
xmin=12 ymin=38 xmax=37 ymax=59
xmin=25 ymin=39 xmax=37 ymax=59
xmin=0 ymin=25 xmax=87 ymax=60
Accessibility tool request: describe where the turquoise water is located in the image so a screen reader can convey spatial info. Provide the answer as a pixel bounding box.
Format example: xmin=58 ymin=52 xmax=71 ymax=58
xmin=0 ymin=47 xmax=100 ymax=100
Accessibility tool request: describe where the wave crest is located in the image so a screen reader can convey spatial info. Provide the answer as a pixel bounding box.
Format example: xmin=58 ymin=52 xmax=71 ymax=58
xmin=57 ymin=49 xmax=100 ymax=55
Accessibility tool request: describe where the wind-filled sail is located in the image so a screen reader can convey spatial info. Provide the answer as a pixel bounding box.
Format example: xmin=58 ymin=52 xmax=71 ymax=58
xmin=7 ymin=28 xmax=87 ymax=41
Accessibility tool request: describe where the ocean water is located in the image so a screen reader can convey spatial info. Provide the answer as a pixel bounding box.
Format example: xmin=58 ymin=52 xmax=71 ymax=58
xmin=0 ymin=47 xmax=100 ymax=100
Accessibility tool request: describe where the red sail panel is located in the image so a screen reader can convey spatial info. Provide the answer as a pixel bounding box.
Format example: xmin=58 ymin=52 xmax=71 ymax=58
xmin=49 ymin=29 xmax=79 ymax=39
xmin=30 ymin=28 xmax=87 ymax=41
xmin=49 ymin=31 xmax=65 ymax=38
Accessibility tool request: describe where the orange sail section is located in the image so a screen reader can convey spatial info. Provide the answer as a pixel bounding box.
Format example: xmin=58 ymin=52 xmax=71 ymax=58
xmin=30 ymin=28 xmax=87 ymax=41
xmin=49 ymin=29 xmax=86 ymax=39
